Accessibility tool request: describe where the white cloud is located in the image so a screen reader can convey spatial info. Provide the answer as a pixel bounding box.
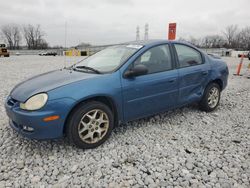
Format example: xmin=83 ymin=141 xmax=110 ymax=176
xmin=0 ymin=0 xmax=249 ymax=46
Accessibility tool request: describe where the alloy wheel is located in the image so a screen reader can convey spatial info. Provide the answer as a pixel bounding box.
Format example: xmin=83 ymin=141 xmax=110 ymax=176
xmin=78 ymin=109 xmax=109 ymax=144
xmin=207 ymin=87 xmax=219 ymax=108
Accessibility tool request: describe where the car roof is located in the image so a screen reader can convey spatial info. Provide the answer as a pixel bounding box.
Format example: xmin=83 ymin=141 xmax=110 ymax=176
xmin=123 ymin=39 xmax=195 ymax=48
xmin=123 ymin=39 xmax=169 ymax=46
xmin=113 ymin=39 xmax=201 ymax=53
xmin=127 ymin=40 xmax=205 ymax=57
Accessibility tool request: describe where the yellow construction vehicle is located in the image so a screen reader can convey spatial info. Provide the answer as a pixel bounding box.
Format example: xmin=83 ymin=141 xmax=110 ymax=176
xmin=0 ymin=44 xmax=10 ymax=57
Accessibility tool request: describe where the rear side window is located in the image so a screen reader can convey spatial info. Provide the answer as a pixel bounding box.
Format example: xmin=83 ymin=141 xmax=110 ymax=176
xmin=174 ymin=44 xmax=203 ymax=68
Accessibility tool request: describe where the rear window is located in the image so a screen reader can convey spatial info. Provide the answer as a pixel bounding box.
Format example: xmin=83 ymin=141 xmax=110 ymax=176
xmin=174 ymin=44 xmax=203 ymax=68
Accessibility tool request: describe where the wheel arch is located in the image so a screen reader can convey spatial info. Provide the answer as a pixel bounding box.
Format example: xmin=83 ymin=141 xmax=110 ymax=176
xmin=63 ymin=95 xmax=119 ymax=135
xmin=210 ymin=78 xmax=223 ymax=90
xmin=201 ymin=78 xmax=223 ymax=98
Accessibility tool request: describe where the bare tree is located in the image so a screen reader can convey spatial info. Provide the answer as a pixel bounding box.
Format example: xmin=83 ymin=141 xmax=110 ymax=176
xmin=1 ymin=25 xmax=13 ymax=49
xmin=235 ymin=27 xmax=250 ymax=50
xmin=178 ymin=37 xmax=202 ymax=47
xmin=201 ymin=35 xmax=226 ymax=48
xmin=176 ymin=24 xmax=250 ymax=50
xmin=23 ymin=24 xmax=47 ymax=49
xmin=1 ymin=24 xmax=22 ymax=49
xmin=189 ymin=36 xmax=202 ymax=47
xmin=23 ymin=24 xmax=33 ymax=49
xmin=13 ymin=25 xmax=22 ymax=49
xmin=223 ymin=25 xmax=238 ymax=48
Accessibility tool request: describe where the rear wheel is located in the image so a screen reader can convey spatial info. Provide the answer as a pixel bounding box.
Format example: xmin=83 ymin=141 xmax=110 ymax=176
xmin=66 ymin=101 xmax=114 ymax=149
xmin=199 ymin=83 xmax=221 ymax=112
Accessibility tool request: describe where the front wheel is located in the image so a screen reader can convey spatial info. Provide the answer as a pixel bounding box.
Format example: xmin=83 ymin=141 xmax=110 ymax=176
xmin=66 ymin=101 xmax=114 ymax=149
xmin=199 ymin=83 xmax=221 ymax=112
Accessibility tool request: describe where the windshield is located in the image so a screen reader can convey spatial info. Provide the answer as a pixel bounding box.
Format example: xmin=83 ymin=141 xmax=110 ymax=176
xmin=74 ymin=45 xmax=142 ymax=73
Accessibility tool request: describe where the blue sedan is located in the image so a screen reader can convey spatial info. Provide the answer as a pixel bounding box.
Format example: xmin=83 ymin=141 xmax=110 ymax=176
xmin=5 ymin=40 xmax=229 ymax=149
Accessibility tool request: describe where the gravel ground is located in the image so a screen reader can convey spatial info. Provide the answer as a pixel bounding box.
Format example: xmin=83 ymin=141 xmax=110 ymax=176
xmin=0 ymin=56 xmax=249 ymax=187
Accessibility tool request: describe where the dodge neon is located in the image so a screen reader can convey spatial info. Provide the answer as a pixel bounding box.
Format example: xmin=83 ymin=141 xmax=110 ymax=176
xmin=5 ymin=40 xmax=229 ymax=149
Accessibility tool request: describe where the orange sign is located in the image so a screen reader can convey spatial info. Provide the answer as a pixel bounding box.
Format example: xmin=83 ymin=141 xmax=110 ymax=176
xmin=168 ymin=23 xmax=177 ymax=40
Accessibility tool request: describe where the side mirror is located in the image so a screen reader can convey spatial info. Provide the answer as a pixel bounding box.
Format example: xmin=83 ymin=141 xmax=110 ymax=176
xmin=124 ymin=64 xmax=148 ymax=78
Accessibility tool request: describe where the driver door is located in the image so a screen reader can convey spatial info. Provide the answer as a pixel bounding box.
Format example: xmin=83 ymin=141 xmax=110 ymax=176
xmin=121 ymin=44 xmax=179 ymax=121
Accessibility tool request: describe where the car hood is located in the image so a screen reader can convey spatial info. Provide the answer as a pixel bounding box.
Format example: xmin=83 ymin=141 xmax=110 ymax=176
xmin=10 ymin=68 xmax=99 ymax=102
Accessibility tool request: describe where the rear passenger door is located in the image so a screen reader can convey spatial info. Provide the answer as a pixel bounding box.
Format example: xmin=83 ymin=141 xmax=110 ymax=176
xmin=173 ymin=43 xmax=210 ymax=105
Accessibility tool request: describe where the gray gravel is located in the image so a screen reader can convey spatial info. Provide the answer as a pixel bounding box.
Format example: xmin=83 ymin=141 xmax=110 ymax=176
xmin=0 ymin=56 xmax=249 ymax=187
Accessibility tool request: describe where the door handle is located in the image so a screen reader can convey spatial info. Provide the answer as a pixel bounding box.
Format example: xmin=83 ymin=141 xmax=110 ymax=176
xmin=202 ymin=71 xmax=208 ymax=75
xmin=168 ymin=78 xmax=176 ymax=83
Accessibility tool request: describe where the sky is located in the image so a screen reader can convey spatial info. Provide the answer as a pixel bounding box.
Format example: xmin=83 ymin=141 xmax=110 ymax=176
xmin=0 ymin=0 xmax=250 ymax=46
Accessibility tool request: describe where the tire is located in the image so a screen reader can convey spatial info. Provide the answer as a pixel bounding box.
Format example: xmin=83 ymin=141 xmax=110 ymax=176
xmin=199 ymin=83 xmax=221 ymax=112
xmin=65 ymin=101 xmax=114 ymax=149
xmin=4 ymin=54 xmax=9 ymax=57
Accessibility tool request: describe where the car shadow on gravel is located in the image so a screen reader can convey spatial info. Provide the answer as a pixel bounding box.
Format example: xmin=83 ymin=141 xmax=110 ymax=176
xmin=113 ymin=104 xmax=200 ymax=133
xmin=5 ymin=103 xmax=205 ymax=151
xmin=5 ymin=126 xmax=73 ymax=150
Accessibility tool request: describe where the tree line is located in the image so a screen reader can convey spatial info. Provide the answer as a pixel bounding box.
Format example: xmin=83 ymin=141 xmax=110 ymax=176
xmin=1 ymin=24 xmax=250 ymax=50
xmin=179 ymin=25 xmax=250 ymax=50
xmin=0 ymin=24 xmax=48 ymax=50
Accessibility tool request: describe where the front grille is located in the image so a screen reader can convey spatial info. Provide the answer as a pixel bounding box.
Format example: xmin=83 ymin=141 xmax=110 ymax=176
xmin=2 ymin=49 xmax=7 ymax=52
xmin=7 ymin=97 xmax=18 ymax=107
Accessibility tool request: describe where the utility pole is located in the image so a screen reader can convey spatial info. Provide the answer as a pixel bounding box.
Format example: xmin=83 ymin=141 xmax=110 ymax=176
xmin=144 ymin=23 xmax=149 ymax=40
xmin=136 ymin=26 xmax=140 ymax=41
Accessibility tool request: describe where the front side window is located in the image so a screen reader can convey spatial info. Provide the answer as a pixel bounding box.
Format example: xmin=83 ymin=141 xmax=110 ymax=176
xmin=174 ymin=44 xmax=203 ymax=68
xmin=75 ymin=45 xmax=141 ymax=73
xmin=134 ymin=44 xmax=172 ymax=74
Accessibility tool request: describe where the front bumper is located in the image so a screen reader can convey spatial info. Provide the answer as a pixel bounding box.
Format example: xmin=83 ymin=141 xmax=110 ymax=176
xmin=5 ymin=96 xmax=75 ymax=140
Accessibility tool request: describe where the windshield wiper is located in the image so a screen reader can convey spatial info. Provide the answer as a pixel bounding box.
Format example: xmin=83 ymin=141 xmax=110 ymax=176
xmin=73 ymin=65 xmax=101 ymax=74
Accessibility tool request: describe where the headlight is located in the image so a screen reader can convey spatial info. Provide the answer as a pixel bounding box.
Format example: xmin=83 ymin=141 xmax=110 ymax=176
xmin=20 ymin=93 xmax=48 ymax=111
